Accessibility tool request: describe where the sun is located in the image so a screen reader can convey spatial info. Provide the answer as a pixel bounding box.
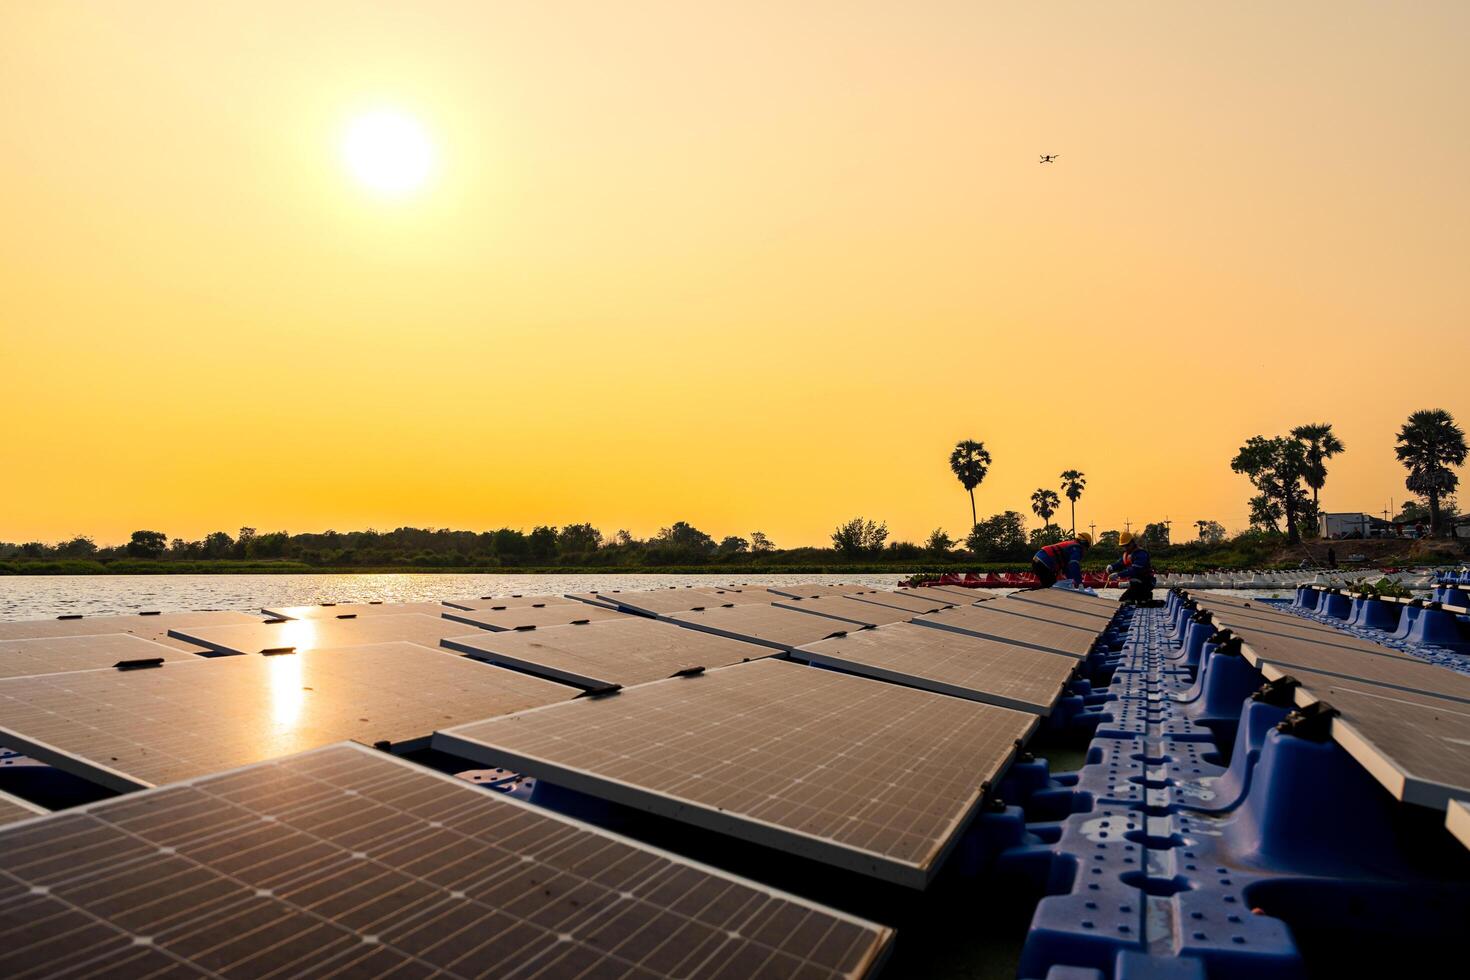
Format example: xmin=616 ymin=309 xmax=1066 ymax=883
xmin=341 ymin=109 xmax=435 ymax=196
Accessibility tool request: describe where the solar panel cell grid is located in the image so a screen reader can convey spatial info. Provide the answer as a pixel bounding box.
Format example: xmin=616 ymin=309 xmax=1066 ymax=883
xmin=262 ymin=601 xmax=455 ymax=620
xmin=771 ymin=596 xmax=914 ymax=627
xmin=0 ymin=788 xmax=44 ymax=827
xmin=441 ymin=594 xmax=581 ymax=611
xmin=665 ymin=604 xmax=858 ymax=652
xmin=169 ymin=613 xmax=485 ymax=656
xmin=0 ymin=634 xmax=203 ymax=679
xmin=0 ymin=745 xmax=891 ymax=978
xmin=913 ymin=605 xmax=1099 ymax=658
xmin=436 ymin=659 xmax=1036 ymax=886
xmin=853 ymin=591 xmax=956 ymax=614
xmin=794 ymin=623 xmax=1076 ymax=715
xmin=0 ymin=642 xmax=575 ymax=790
xmin=442 ymin=604 xmax=631 ymax=632
xmin=0 ymin=611 xmax=263 ymax=654
xmin=442 ymin=618 xmax=776 ymax=689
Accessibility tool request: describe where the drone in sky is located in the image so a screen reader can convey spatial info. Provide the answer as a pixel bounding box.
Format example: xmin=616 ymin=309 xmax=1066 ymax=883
xmin=1039 ymin=154 xmax=1059 ymax=163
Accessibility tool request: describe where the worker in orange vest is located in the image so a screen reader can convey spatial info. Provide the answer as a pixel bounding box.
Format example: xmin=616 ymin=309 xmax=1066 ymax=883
xmin=1105 ymin=531 xmax=1156 ymax=602
xmin=1031 ymin=532 xmax=1092 ymax=588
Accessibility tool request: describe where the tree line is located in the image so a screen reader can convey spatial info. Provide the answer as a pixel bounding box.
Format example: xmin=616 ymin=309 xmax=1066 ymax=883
xmin=1233 ymin=409 xmax=1465 ymax=542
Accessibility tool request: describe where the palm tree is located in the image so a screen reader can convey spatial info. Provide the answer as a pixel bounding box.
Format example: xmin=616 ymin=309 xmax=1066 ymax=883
xmin=1031 ymin=488 xmax=1060 ymax=532
xmin=1195 ymin=519 xmax=1209 ymax=540
xmin=1395 ymin=409 xmax=1467 ymax=535
xmin=1290 ymin=423 xmax=1345 ymax=511
xmin=949 ymin=440 xmax=992 ymax=531
xmin=1059 ymin=470 xmax=1086 ymax=534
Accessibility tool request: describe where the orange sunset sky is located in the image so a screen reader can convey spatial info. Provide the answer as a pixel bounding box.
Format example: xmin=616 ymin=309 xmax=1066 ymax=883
xmin=3 ymin=2 xmax=1466 ymax=547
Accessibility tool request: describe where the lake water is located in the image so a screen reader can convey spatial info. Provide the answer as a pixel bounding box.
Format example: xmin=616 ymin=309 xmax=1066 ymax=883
xmin=0 ymin=572 xmax=929 ymax=621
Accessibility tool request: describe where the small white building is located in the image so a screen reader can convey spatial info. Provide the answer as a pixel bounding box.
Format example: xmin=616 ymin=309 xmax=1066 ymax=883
xmin=1319 ymin=512 xmax=1384 ymax=539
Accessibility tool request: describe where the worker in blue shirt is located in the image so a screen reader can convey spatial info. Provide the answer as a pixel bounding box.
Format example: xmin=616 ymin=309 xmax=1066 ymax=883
xmin=1105 ymin=531 xmax=1155 ymax=602
xmin=1031 ymin=532 xmax=1092 ymax=588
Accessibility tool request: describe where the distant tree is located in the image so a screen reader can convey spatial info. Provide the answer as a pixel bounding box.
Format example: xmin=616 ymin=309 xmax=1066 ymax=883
xmin=1142 ymin=522 xmax=1170 ymax=547
xmin=949 ymin=440 xmax=993 ymax=530
xmin=749 ymin=531 xmax=775 ymax=553
xmin=527 ymin=525 xmax=559 ymax=559
xmin=831 ymin=517 xmax=888 ymax=557
xmin=125 ymin=530 xmax=167 ymax=559
xmin=1028 ymin=525 xmax=1066 ymax=549
xmin=1232 ymin=436 xmax=1309 ymax=543
xmin=611 ymin=529 xmax=636 ymax=547
xmin=1059 ymin=470 xmax=1086 ymax=534
xmin=1395 ymin=409 xmax=1467 ymax=535
xmin=886 ymin=540 xmax=923 ymax=560
xmin=718 ymin=535 xmax=749 ymax=556
xmin=55 ymin=535 xmax=97 ymax=558
xmin=1195 ymin=520 xmax=1226 ymax=544
xmin=1098 ymin=529 xmax=1121 ymax=548
xmin=967 ymin=511 xmax=1027 ymax=560
xmin=19 ymin=541 xmax=48 ymax=558
xmin=652 ymin=522 xmax=718 ymax=558
xmin=557 ymin=523 xmax=602 ymax=554
xmin=234 ymin=527 xmax=256 ymax=559
xmin=491 ymin=527 xmax=530 ymax=561
xmin=1290 ymin=423 xmax=1345 ymax=513
xmin=1399 ymin=498 xmax=1459 ymax=526
xmin=203 ymin=531 xmax=235 ymax=558
xmin=1030 ymin=488 xmax=1060 ymax=532
xmin=925 ymin=528 xmax=954 ymax=556
xmin=1248 ymin=493 xmax=1284 ymax=534
xmin=247 ymin=531 xmax=290 ymax=559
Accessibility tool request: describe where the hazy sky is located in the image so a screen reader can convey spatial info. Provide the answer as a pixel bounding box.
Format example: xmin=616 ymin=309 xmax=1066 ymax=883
xmin=3 ymin=2 xmax=1466 ymax=547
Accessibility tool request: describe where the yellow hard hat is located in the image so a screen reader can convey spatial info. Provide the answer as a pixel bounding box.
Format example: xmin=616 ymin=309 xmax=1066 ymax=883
xmin=1076 ymin=531 xmax=1093 ymax=547
xmin=1119 ymin=531 xmax=1136 ymax=547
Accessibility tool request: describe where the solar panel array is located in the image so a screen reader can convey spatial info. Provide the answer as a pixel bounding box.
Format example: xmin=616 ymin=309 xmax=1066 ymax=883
xmin=0 ymin=744 xmax=892 ymax=977
xmin=665 ymin=603 xmax=859 ymax=652
xmin=441 ymin=617 xmax=775 ymax=690
xmin=442 ymin=604 xmax=631 ymax=632
xmin=0 ymin=642 xmax=575 ymax=791
xmin=1194 ymin=594 xmax=1470 ymax=809
xmin=442 ymin=594 xmax=580 ymax=611
xmin=794 ymin=623 xmax=1077 ymax=715
xmin=437 ymin=659 xmax=1037 ymax=887
xmin=765 ymin=584 xmax=879 ymax=599
xmin=770 ymin=596 xmax=917 ymax=628
xmin=851 ymin=590 xmax=957 ymax=614
xmin=591 ymin=588 xmax=766 ymax=617
xmin=0 ymin=634 xmax=203 ymax=680
xmin=169 ymin=612 xmax=486 ymax=656
xmin=262 ymin=601 xmax=456 ymax=619
xmin=0 ymin=610 xmax=263 ymax=654
xmin=913 ymin=603 xmax=1098 ymax=658
xmin=895 ymin=586 xmax=979 ymax=607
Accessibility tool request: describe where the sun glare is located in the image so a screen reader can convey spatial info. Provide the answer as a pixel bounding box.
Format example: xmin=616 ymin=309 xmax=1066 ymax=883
xmin=342 ymin=109 xmax=435 ymax=196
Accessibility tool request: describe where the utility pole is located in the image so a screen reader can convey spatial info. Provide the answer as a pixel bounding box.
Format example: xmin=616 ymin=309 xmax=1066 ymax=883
xmin=1124 ymin=518 xmax=1132 ymax=534
xmin=1161 ymin=517 xmax=1172 ymax=546
xmin=1089 ymin=522 xmax=1096 ymax=542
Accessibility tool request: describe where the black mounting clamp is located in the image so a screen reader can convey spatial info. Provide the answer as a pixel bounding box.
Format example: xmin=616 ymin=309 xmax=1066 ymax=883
xmin=1252 ymin=675 xmax=1301 ymax=707
xmin=1275 ymin=700 xmax=1338 ymax=741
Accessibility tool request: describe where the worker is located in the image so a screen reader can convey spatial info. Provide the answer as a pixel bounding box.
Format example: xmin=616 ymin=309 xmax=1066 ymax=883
xmin=1032 ymin=532 xmax=1092 ymax=588
xmin=1105 ymin=531 xmax=1155 ymax=602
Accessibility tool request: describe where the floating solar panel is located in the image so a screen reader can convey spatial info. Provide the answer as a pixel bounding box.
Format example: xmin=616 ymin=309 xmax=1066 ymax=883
xmin=912 ymin=604 xmax=1099 ymax=658
xmin=0 ymin=642 xmax=575 ymax=791
xmin=764 ymin=584 xmax=880 ymax=599
xmin=1449 ymin=800 xmax=1470 ymax=852
xmin=1216 ymin=621 xmax=1470 ymax=705
xmin=0 ymin=743 xmax=892 ymax=978
xmin=442 ymin=604 xmax=631 ymax=632
xmin=1007 ymin=589 xmax=1118 ymax=621
xmin=986 ymin=596 xmax=1116 ymax=633
xmin=666 ymin=604 xmax=859 ymax=653
xmin=0 ymin=787 xmax=44 ymax=827
xmin=262 ymin=601 xmax=456 ymax=620
xmin=855 ymin=590 xmax=956 ymax=614
xmin=1284 ymin=668 xmax=1470 ymax=810
xmin=876 ymin=587 xmax=970 ymax=608
xmin=437 ymin=659 xmax=1036 ymax=887
xmin=0 ymin=611 xmax=262 ymax=654
xmin=0 ymin=634 xmax=203 ymax=680
xmin=716 ymin=585 xmax=784 ymax=601
xmin=169 ymin=613 xmax=484 ymax=656
xmin=564 ymin=591 xmax=626 ymax=609
xmin=593 ymin=589 xmax=770 ymax=617
xmin=793 ymin=623 xmax=1077 ymax=715
xmin=917 ymin=585 xmax=994 ymax=601
xmin=441 ymin=618 xmax=776 ymax=690
xmin=896 ymin=586 xmax=980 ymax=607
xmin=770 ymin=596 xmax=915 ymax=628
xmin=441 ymin=594 xmax=580 ymax=611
